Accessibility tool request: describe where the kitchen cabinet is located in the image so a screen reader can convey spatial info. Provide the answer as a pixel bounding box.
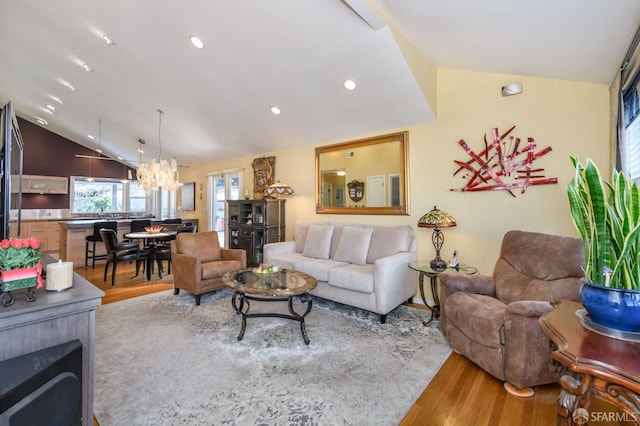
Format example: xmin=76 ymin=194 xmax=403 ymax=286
xmin=11 ymin=175 xmax=68 ymax=194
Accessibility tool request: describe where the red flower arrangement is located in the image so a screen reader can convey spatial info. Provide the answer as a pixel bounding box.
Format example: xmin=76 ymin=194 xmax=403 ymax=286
xmin=0 ymin=238 xmax=43 ymax=270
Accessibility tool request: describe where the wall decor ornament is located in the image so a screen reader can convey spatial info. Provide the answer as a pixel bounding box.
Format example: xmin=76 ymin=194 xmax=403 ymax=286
xmin=347 ymin=180 xmax=364 ymax=202
xmin=252 ymin=156 xmax=275 ymax=199
xmin=451 ymin=126 xmax=557 ymax=197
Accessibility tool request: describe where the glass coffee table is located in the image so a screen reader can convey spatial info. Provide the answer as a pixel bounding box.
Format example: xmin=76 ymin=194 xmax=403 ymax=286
xmin=222 ymin=268 xmax=318 ymax=345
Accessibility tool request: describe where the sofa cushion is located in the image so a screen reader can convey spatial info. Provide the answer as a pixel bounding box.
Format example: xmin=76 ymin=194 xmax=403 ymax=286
xmin=294 ymin=258 xmax=349 ymax=282
xmin=267 ymin=252 xmax=313 ymax=270
xmin=333 ymin=226 xmax=373 ymax=266
xmin=327 ymin=264 xmax=375 ymax=293
xmin=175 ymin=231 xmax=221 ymax=262
xmin=294 ymin=221 xmax=327 ymax=253
xmin=303 ymin=224 xmax=334 ymax=259
xmin=366 ymin=225 xmax=413 ymax=263
xmin=445 ymin=292 xmax=507 ymax=349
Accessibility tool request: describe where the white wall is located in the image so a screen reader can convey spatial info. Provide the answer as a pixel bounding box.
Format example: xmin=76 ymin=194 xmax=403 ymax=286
xmin=179 ymin=68 xmax=610 ymax=280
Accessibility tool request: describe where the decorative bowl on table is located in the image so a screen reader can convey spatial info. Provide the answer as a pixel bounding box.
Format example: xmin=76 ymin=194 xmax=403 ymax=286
xmin=144 ymin=225 xmax=164 ymax=234
xmin=252 ymin=264 xmax=280 ymax=275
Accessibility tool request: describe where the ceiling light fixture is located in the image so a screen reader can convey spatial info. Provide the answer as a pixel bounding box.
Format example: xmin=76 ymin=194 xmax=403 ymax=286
xmin=87 ymin=134 xmax=94 ymax=140
xmin=80 ymin=62 xmax=93 ymax=72
xmin=42 ymin=108 xmax=56 ymax=115
xmin=102 ymin=34 xmax=115 ymax=45
xmin=50 ymin=96 xmax=65 ymax=105
xmin=36 ymin=118 xmax=48 ymax=126
xmin=270 ymin=106 xmax=281 ymax=115
xmin=62 ymin=81 xmax=76 ymax=91
xmin=189 ymin=35 xmax=204 ymax=49
xmin=136 ymin=109 xmax=180 ymax=192
xmin=96 ymin=118 xmax=103 ymax=155
xmin=344 ymin=79 xmax=357 ymax=91
xmin=45 ymin=104 xmax=56 ymax=111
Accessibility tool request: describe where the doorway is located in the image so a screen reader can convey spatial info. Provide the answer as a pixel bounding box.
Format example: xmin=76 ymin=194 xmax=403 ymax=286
xmin=366 ymin=175 xmax=385 ymax=207
xmin=208 ymin=170 xmax=242 ymax=247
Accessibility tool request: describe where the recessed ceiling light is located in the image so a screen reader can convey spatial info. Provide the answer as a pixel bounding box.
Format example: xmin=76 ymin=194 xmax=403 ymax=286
xmin=102 ymin=34 xmax=115 ymax=45
xmin=45 ymin=104 xmax=56 ymax=111
xmin=50 ymin=96 xmax=65 ymax=105
xmin=95 ymin=148 xmax=103 ymax=154
xmin=36 ymin=118 xmax=48 ymax=125
xmin=344 ymin=79 xmax=357 ymax=91
xmin=189 ymin=35 xmax=204 ymax=49
xmin=62 ymin=81 xmax=76 ymax=91
xmin=43 ymin=108 xmax=56 ymax=115
xmin=80 ymin=62 xmax=93 ymax=72
xmin=87 ymin=134 xmax=95 ymax=140
xmin=270 ymin=106 xmax=281 ymax=115
xmin=116 ymin=156 xmax=123 ymax=161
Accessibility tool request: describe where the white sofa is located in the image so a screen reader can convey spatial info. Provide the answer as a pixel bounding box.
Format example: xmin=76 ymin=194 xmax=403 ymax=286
xmin=264 ymin=221 xmax=417 ymax=323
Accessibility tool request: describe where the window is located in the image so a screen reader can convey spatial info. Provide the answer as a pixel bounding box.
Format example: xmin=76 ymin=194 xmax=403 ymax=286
xmin=129 ymin=183 xmax=149 ymax=213
xmin=70 ymin=177 xmax=176 ymax=218
xmin=71 ymin=177 xmax=125 ymax=214
xmin=623 ymin=75 xmax=640 ymax=182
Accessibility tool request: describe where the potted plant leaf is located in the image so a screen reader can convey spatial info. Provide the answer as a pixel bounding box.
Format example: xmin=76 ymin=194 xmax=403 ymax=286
xmin=567 ymin=157 xmax=640 ymax=333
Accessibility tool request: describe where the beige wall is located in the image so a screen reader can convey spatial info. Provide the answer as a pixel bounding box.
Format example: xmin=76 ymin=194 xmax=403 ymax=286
xmin=179 ymin=68 xmax=610 ymax=277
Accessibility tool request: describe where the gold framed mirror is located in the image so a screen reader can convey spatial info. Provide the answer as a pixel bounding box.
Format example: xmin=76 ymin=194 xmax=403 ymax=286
xmin=316 ymin=131 xmax=409 ymax=215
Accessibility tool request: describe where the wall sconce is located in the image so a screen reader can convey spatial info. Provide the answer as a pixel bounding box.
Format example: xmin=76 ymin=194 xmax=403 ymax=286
xmin=501 ymin=82 xmax=523 ymax=97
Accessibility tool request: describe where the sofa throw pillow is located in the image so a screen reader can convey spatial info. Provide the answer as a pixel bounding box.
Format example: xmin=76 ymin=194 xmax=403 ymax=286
xmin=333 ymin=226 xmax=374 ymax=265
xmin=294 ymin=221 xmax=327 ymax=253
xmin=366 ymin=225 xmax=413 ymax=263
xmin=302 ymin=224 xmax=334 ymax=259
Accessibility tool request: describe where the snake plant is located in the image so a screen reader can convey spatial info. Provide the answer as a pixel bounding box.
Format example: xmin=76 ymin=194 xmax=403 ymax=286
xmin=567 ymin=157 xmax=640 ymax=290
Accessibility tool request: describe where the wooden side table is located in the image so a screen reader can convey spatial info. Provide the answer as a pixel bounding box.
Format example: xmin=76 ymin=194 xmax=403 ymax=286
xmin=539 ymin=300 xmax=640 ymax=425
xmin=408 ymin=262 xmax=477 ymax=325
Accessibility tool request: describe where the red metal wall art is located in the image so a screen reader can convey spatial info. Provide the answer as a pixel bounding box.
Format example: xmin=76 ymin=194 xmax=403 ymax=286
xmin=451 ymin=126 xmax=557 ymax=197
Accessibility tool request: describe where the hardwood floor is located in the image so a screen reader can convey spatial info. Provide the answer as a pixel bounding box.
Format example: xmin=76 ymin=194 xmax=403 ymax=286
xmin=80 ymin=262 xmax=561 ymax=426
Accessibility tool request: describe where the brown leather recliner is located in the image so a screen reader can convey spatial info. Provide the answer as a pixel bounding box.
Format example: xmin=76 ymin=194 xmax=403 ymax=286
xmin=439 ymin=230 xmax=584 ymax=396
xmin=170 ymin=231 xmax=246 ymax=305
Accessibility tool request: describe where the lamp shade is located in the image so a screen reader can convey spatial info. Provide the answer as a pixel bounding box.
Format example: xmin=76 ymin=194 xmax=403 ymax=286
xmin=264 ymin=181 xmax=294 ymax=199
xmin=417 ymin=206 xmax=456 ymax=229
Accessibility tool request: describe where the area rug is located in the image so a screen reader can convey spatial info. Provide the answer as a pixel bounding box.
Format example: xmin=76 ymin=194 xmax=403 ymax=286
xmin=93 ymin=289 xmax=452 ymax=425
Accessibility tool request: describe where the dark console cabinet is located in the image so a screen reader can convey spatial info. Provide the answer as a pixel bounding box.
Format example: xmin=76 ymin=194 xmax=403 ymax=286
xmin=228 ymin=199 xmax=285 ymax=266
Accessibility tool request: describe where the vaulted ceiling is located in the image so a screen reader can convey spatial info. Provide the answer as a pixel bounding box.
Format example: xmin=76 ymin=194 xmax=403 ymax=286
xmin=1 ymin=0 xmax=639 ymax=167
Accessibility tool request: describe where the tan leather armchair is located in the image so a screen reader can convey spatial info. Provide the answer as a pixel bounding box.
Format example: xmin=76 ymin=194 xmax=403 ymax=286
xmin=439 ymin=230 xmax=584 ymax=396
xmin=170 ymin=231 xmax=246 ymax=305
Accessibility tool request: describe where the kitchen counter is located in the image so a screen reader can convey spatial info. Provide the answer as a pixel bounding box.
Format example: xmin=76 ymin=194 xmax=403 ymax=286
xmin=59 ymin=218 xmax=163 ymax=229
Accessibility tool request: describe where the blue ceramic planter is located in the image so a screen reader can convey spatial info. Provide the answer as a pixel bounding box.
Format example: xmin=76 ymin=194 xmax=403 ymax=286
xmin=580 ymin=280 xmax=640 ymax=333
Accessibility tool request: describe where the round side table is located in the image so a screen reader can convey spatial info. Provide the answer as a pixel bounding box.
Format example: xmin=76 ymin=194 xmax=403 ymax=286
xmin=408 ymin=262 xmax=478 ymax=325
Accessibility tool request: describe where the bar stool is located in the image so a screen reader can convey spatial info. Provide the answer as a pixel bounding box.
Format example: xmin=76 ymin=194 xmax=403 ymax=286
xmin=86 ymin=221 xmax=117 ymax=268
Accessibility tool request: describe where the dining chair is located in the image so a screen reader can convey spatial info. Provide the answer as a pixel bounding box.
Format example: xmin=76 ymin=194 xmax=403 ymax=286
xmin=85 ymin=221 xmax=117 ymax=268
xmin=155 ymin=224 xmax=197 ymax=278
xmin=100 ymin=228 xmax=148 ymax=286
xmin=127 ymin=219 xmax=152 ymax=246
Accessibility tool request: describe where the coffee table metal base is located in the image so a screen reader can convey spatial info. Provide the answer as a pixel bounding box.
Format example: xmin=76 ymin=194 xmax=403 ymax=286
xmin=231 ymin=291 xmax=313 ymax=345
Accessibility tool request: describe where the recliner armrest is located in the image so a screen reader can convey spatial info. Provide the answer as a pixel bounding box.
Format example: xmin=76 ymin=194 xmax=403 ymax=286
xmin=440 ymin=273 xmax=496 ymax=296
xmin=221 ymin=248 xmax=247 ymax=268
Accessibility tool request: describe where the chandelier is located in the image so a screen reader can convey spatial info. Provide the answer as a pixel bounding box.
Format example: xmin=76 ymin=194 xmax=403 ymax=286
xmin=136 ymin=109 xmax=180 ymax=191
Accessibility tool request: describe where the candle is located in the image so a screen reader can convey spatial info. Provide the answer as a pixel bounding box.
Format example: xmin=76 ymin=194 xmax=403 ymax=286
xmin=46 ymin=260 xmax=74 ymax=291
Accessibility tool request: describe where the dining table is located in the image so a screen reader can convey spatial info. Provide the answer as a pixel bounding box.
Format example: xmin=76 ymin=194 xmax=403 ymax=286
xmin=123 ymin=231 xmax=177 ymax=279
